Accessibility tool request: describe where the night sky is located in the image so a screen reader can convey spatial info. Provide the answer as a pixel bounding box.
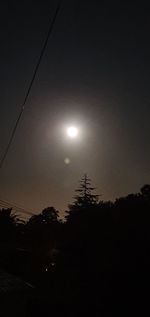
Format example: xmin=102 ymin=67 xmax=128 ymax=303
xmin=0 ymin=1 xmax=150 ymax=214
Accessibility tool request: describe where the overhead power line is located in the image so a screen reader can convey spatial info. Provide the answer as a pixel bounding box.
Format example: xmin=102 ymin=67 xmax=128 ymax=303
xmin=0 ymin=0 xmax=62 ymax=169
xmin=0 ymin=198 xmax=34 ymax=216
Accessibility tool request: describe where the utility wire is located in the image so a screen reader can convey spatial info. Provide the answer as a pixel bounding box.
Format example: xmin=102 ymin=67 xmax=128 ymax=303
xmin=0 ymin=198 xmax=34 ymax=216
xmin=0 ymin=0 xmax=62 ymax=169
xmin=0 ymin=202 xmax=34 ymax=216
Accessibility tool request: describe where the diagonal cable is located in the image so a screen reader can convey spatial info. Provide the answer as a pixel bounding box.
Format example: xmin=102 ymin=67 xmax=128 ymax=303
xmin=0 ymin=0 xmax=62 ymax=169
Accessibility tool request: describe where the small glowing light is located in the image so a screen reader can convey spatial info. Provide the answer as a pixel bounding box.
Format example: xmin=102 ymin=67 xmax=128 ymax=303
xmin=51 ymin=262 xmax=55 ymax=266
xmin=67 ymin=126 xmax=78 ymax=138
xmin=64 ymin=157 xmax=70 ymax=164
xmin=45 ymin=268 xmax=48 ymax=272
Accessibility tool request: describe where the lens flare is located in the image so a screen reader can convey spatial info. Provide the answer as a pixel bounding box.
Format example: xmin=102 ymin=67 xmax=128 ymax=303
xmin=64 ymin=157 xmax=70 ymax=164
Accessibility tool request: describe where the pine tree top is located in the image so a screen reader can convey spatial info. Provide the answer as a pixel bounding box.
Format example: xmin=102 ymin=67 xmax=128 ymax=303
xmin=68 ymin=174 xmax=99 ymax=215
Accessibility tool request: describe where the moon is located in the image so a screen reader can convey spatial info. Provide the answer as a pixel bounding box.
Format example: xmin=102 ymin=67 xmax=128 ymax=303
xmin=67 ymin=126 xmax=78 ymax=138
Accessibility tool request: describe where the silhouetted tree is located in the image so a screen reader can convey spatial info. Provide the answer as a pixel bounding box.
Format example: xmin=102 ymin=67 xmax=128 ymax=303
xmin=140 ymin=184 xmax=150 ymax=199
xmin=0 ymin=208 xmax=17 ymax=226
xmin=2 ymin=182 xmax=150 ymax=316
xmin=23 ymin=207 xmax=62 ymax=275
xmin=67 ymin=174 xmax=99 ymax=220
xmin=0 ymin=208 xmax=18 ymax=241
xmin=28 ymin=207 xmax=59 ymax=226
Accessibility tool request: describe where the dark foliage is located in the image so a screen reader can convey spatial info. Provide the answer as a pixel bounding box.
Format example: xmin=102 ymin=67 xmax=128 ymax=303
xmin=0 ymin=179 xmax=150 ymax=315
xmin=66 ymin=173 xmax=99 ymax=221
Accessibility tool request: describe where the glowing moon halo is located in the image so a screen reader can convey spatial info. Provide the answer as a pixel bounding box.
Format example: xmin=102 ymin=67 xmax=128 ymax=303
xmin=67 ymin=126 xmax=78 ymax=138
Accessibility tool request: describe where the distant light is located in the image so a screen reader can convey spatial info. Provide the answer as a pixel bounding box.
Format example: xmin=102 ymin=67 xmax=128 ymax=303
xmin=45 ymin=268 xmax=48 ymax=272
xmin=67 ymin=126 xmax=78 ymax=138
xmin=51 ymin=262 xmax=55 ymax=266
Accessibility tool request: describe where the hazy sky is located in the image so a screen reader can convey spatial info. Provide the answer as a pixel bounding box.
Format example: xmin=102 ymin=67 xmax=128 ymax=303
xmin=0 ymin=1 xmax=150 ymax=214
